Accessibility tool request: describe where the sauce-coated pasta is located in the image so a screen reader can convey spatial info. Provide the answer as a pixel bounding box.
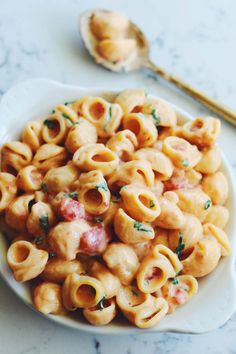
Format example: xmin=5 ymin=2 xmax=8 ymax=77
xmin=0 ymin=88 xmax=229 ymax=329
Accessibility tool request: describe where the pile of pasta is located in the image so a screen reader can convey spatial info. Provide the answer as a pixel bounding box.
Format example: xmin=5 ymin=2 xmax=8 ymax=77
xmin=0 ymin=89 xmax=231 ymax=328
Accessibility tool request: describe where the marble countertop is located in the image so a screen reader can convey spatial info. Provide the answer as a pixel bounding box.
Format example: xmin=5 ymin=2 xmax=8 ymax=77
xmin=0 ymin=0 xmax=235 ymax=353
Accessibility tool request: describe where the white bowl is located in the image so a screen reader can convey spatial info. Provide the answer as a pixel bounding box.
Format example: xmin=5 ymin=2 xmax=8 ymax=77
xmin=0 ymin=78 xmax=235 ymax=335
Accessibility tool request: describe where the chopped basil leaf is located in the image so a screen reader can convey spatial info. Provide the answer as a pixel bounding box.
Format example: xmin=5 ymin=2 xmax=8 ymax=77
xmin=175 ymin=232 xmax=185 ymax=256
xmin=44 ymin=119 xmax=56 ymax=129
xmin=64 ymin=191 xmax=78 ymax=200
xmin=172 ymin=277 xmax=179 ymax=285
xmin=51 ymin=109 xmax=55 ymax=114
xmin=151 ymin=109 xmax=160 ymax=126
xmin=64 ymin=102 xmax=69 ymax=106
xmin=93 ymin=216 xmax=103 ymax=224
xmin=133 ymin=221 xmax=152 ymax=233
xmin=41 ymin=182 xmax=48 ymax=193
xmin=104 ymin=106 xmax=112 ymax=132
xmin=109 ymin=106 xmax=112 ymax=119
xmin=39 ymin=215 xmax=50 ymax=233
xmin=204 ymin=199 xmax=211 ymax=210
xmin=182 ymin=159 xmax=189 ymax=167
xmin=49 ymin=251 xmax=56 ymax=259
xmin=28 ymin=199 xmax=36 ymax=213
xmin=62 ymin=113 xmax=73 ymax=124
xmin=97 ymin=296 xmax=106 ymax=311
xmin=95 ymin=182 xmax=108 ymax=192
xmin=150 ymin=200 xmax=155 ymax=208
xmin=34 ymin=236 xmax=45 ymax=246
xmin=172 ymin=271 xmax=180 ymax=285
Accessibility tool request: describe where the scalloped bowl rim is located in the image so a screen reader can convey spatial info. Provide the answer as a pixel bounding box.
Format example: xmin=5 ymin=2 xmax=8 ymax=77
xmin=0 ymin=78 xmax=235 ymax=335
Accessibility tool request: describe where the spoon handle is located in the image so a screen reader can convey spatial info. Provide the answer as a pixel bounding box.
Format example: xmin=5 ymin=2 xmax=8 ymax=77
xmin=145 ymin=60 xmax=236 ymax=126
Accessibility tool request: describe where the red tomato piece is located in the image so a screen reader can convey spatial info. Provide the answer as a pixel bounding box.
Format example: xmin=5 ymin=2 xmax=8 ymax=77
xmin=172 ymin=287 xmax=188 ymax=305
xmin=190 ymin=121 xmax=203 ymax=132
xmin=164 ymin=176 xmax=188 ymax=191
xmin=146 ymin=267 xmax=161 ymax=281
xmin=164 ymin=169 xmax=188 ymax=191
xmin=80 ymin=225 xmax=109 ymax=255
xmin=59 ymin=198 xmax=86 ymax=221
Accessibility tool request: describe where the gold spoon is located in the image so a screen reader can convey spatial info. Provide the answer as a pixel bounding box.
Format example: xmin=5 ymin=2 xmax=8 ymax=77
xmin=80 ymin=9 xmax=236 ymax=126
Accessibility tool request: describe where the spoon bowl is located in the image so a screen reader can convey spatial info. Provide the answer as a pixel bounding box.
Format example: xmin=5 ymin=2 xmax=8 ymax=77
xmin=80 ymin=9 xmax=149 ymax=72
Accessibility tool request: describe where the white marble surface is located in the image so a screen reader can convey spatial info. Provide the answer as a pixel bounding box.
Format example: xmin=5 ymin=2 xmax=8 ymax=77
xmin=0 ymin=0 xmax=236 ymax=353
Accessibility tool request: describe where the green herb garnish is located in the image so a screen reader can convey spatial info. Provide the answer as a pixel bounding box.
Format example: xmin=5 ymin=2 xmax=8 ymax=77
xmin=39 ymin=215 xmax=50 ymax=233
xmin=133 ymin=221 xmax=152 ymax=233
xmin=182 ymin=159 xmax=189 ymax=167
xmin=64 ymin=191 xmax=78 ymax=200
xmin=104 ymin=106 xmax=112 ymax=132
xmin=41 ymin=182 xmax=48 ymax=193
xmin=109 ymin=106 xmax=112 ymax=119
xmin=172 ymin=272 xmax=180 ymax=285
xmin=62 ymin=113 xmax=73 ymax=124
xmin=97 ymin=296 xmax=106 ymax=311
xmin=49 ymin=251 xmax=56 ymax=259
xmin=151 ymin=109 xmax=160 ymax=126
xmin=64 ymin=102 xmax=69 ymax=106
xmin=175 ymin=232 xmax=185 ymax=256
xmin=95 ymin=182 xmax=108 ymax=192
xmin=172 ymin=277 xmax=179 ymax=285
xmin=204 ymin=199 xmax=211 ymax=210
xmin=34 ymin=236 xmax=45 ymax=246
xmin=44 ymin=119 xmax=56 ymax=129
xmin=51 ymin=109 xmax=55 ymax=114
xmin=93 ymin=217 xmax=103 ymax=224
xmin=150 ymin=200 xmax=155 ymax=208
